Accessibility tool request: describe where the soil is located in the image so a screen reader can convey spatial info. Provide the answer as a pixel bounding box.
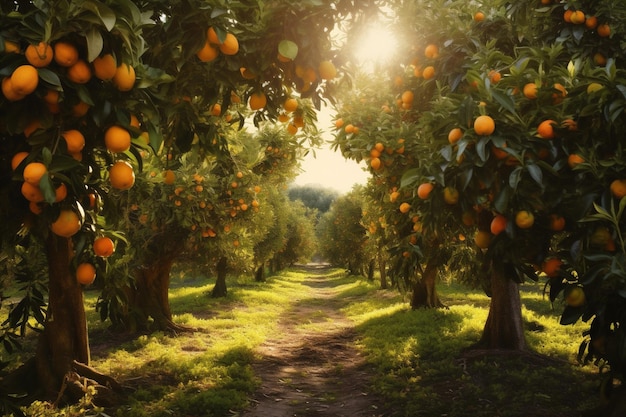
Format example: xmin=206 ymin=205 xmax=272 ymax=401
xmin=238 ymin=264 xmax=391 ymax=417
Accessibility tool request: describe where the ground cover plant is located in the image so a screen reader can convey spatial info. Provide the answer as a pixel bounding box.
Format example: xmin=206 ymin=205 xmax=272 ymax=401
xmin=3 ymin=266 xmax=605 ymax=416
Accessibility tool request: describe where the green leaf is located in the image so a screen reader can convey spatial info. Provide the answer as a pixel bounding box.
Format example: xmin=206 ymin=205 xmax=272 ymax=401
xmin=400 ymin=168 xmax=421 ymax=188
xmin=82 ymin=0 xmax=116 ymax=31
xmin=37 ymin=68 xmax=61 ymax=87
xmin=526 ymin=164 xmax=543 ymax=186
xmin=85 ymin=27 xmax=103 ymax=62
xmin=278 ymin=40 xmax=298 ymax=61
xmin=491 ymin=89 xmax=517 ymax=115
xmin=509 ymin=166 xmax=522 ymax=189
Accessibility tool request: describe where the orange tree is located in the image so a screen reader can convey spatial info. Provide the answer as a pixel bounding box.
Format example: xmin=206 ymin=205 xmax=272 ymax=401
xmin=0 ymin=0 xmax=382 ymax=407
xmin=335 ymin=0 xmax=626 ymax=385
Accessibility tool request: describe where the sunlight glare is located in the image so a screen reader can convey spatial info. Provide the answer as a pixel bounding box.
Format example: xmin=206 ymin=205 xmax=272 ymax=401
xmin=353 ymin=24 xmax=398 ymax=70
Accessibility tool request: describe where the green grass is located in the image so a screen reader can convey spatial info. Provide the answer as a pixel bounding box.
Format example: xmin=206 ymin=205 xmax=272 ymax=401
xmin=7 ymin=268 xmax=605 ymax=416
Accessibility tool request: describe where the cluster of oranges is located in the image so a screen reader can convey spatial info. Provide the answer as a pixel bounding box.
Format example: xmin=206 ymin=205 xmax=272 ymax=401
xmin=196 ymin=27 xmax=239 ymax=62
xmin=277 ymin=97 xmax=305 ymax=135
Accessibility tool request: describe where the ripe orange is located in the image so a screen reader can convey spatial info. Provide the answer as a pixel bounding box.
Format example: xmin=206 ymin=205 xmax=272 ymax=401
xmin=43 ymin=89 xmax=59 ymax=105
xmin=474 ymin=11 xmax=485 ymax=22
xmin=54 ymin=183 xmax=67 ymax=202
xmin=399 ymin=202 xmax=411 ymax=213
xmin=284 ymin=98 xmax=298 ymax=112
xmin=490 ymin=214 xmax=507 ymax=235
xmin=473 ymin=115 xmax=495 ymax=136
xmin=10 ymin=65 xmax=39 ymax=96
xmin=563 ymin=10 xmax=573 ymax=23
xmin=23 ymin=162 xmax=47 ymax=185
xmin=67 ymin=59 xmax=92 ymax=83
xmin=21 ymin=182 xmax=44 ymax=202
xmin=610 ymin=179 xmax=626 ymax=199
xmin=207 ymin=27 xmax=220 ymax=44
xmin=537 ymin=119 xmax=556 ymax=139
xmin=443 ymin=186 xmax=459 ymax=204
xmin=422 ymin=65 xmax=435 ymax=79
xmin=567 ymin=154 xmax=584 ymax=169
xmin=335 ymin=118 xmax=344 ymax=129
xmin=51 ymin=209 xmax=82 ymax=237
xmin=112 ymin=63 xmax=136 ymax=91
xmin=3 ymin=40 xmax=20 ymax=53
xmin=211 ymin=103 xmax=222 ymax=116
xmin=54 ymin=42 xmax=78 ymax=67
xmin=249 ymin=91 xmax=267 ymax=110
xmin=448 ymin=128 xmax=463 ymax=144
xmin=196 ymin=41 xmax=219 ymax=62
xmin=597 ymin=23 xmax=611 ymax=38
xmin=25 ymin=42 xmax=53 ymax=67
xmin=549 ymin=214 xmax=566 ymax=231
xmin=318 ymin=60 xmax=337 ymax=80
xmin=565 ymin=286 xmax=586 ymax=307
xmin=109 ymin=161 xmax=135 ymax=190
xmin=287 ymin=123 xmax=298 ymax=135
xmin=569 ymin=10 xmax=585 ymax=25
xmin=219 ymin=33 xmax=239 ymax=55
xmin=424 ymin=44 xmax=439 ymax=59
xmin=93 ymin=236 xmax=115 ymax=257
xmin=515 ymin=210 xmax=535 ymax=229
xmin=72 ymin=100 xmax=90 ymax=117
xmin=474 ymin=230 xmax=492 ymax=249
xmin=104 ymin=125 xmax=131 ymax=153
xmin=1 ymin=77 xmax=24 ymax=101
xmin=585 ymin=15 xmax=598 ymax=29
xmin=488 ymin=70 xmax=501 ymax=83
xmin=390 ymin=191 xmax=400 ymax=203
xmin=93 ymin=54 xmax=117 ymax=80
xmin=417 ymin=182 xmax=434 ymax=199
xmin=523 ymin=82 xmax=538 ymax=99
xmin=163 ymin=169 xmax=175 ymax=185
xmin=370 ymin=157 xmax=382 ymax=170
xmin=76 ymin=262 xmax=96 ymax=285
xmin=593 ymin=53 xmax=607 ymax=66
xmin=11 ymin=152 xmax=29 ymax=171
xmin=542 ymin=258 xmax=563 ymax=278
xmin=401 ymin=90 xmax=414 ymax=104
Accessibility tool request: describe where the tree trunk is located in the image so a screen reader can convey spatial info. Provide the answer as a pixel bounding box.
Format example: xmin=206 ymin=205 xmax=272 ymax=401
xmin=367 ymin=259 xmax=375 ymax=281
xmin=254 ymin=264 xmax=265 ymax=282
xmin=476 ymin=263 xmax=526 ymax=350
xmin=19 ymin=234 xmax=122 ymax=405
xmin=212 ymin=257 xmax=228 ymax=297
xmin=378 ymin=253 xmax=387 ymax=289
xmin=411 ymin=256 xmax=444 ymax=309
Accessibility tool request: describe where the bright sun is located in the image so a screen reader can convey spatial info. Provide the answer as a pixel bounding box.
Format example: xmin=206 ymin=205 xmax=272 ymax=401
xmin=353 ymin=24 xmax=398 ymax=69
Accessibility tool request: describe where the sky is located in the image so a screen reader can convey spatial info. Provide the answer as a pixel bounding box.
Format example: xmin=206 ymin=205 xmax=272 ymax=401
xmin=291 ymin=108 xmax=369 ymax=194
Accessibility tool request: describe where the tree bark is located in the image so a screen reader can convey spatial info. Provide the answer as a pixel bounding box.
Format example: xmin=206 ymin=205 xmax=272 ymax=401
xmin=254 ymin=264 xmax=265 ymax=282
xmin=211 ymin=257 xmax=228 ymax=297
xmin=367 ymin=259 xmax=375 ymax=281
xmin=411 ymin=256 xmax=444 ymax=309
xmin=476 ymin=263 xmax=526 ymax=350
xmin=378 ymin=253 xmax=387 ymax=289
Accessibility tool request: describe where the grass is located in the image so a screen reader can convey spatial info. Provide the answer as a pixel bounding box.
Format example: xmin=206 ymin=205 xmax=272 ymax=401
xmin=5 ymin=267 xmax=605 ymax=416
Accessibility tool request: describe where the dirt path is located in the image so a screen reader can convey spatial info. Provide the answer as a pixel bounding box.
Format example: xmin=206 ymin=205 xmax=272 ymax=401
xmin=239 ymin=265 xmax=390 ymax=417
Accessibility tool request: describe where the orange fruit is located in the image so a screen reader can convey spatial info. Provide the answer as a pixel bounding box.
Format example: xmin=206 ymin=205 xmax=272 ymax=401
xmin=490 ymin=214 xmax=507 ymax=235
xmin=23 ymin=162 xmax=47 ymax=185
xmin=163 ymin=169 xmax=175 ymax=185
xmin=424 ymin=44 xmax=439 ymax=59
xmin=473 ymin=115 xmax=495 ymax=136
xmin=29 ymin=201 xmax=43 ymax=215
xmin=549 ymin=214 xmax=566 ymax=231
xmin=597 ymin=23 xmax=611 ymax=38
xmin=334 ymin=118 xmax=344 ymax=129
xmin=11 ymin=152 xmax=29 ymax=171
xmin=537 ymin=119 xmax=556 ymax=139
xmin=43 ymin=89 xmax=59 ymax=105
xmin=422 ymin=65 xmax=435 ymax=79
xmin=10 ymin=65 xmax=39 ymax=96
xmin=593 ymin=53 xmax=607 ymax=66
xmin=72 ymin=100 xmax=90 ymax=117
xmin=93 ymin=236 xmax=115 ymax=257
xmin=287 ymin=123 xmax=298 ymax=135
xmin=515 ymin=210 xmax=534 ymax=229
xmin=523 ymin=82 xmax=538 ymax=99
xmin=104 ymin=125 xmax=131 ymax=153
xmin=318 ymin=60 xmax=337 ymax=80
xmin=370 ymin=157 xmax=382 ymax=170
xmin=585 ymin=15 xmax=598 ymax=30
xmin=474 ymin=11 xmax=485 ymax=22
xmin=399 ymin=202 xmax=411 ymax=213
xmin=25 ymin=42 xmax=53 ymax=67
xmin=21 ymin=182 xmax=44 ymax=202
xmin=3 ymin=40 xmax=20 ymax=53
xmin=610 ymin=179 xmax=626 ymax=199
xmin=219 ymin=33 xmax=239 ymax=55
xmin=284 ymin=98 xmax=298 ymax=112
xmin=93 ymin=54 xmax=117 ymax=80
xmin=211 ymin=103 xmax=222 ymax=116
xmin=448 ymin=128 xmax=463 ymax=144
xmin=389 ymin=191 xmax=400 ymax=203
xmin=562 ymin=118 xmax=577 ymax=131
xmin=542 ymin=258 xmax=563 ymax=278
xmin=401 ymin=90 xmax=414 ymax=104
xmin=417 ymin=182 xmax=434 ymax=199
xmin=112 ymin=63 xmax=136 ymax=91
xmin=567 ymin=154 xmax=584 ymax=169
xmin=67 ymin=59 xmax=92 ymax=84
xmin=565 ymin=286 xmax=586 ymax=307
xmin=54 ymin=42 xmax=78 ymax=67
xmin=488 ymin=70 xmax=501 ymax=83
xmin=207 ymin=27 xmax=220 ymax=44
xmin=569 ymin=10 xmax=585 ymax=25
xmin=443 ymin=186 xmax=459 ymax=204
xmin=196 ymin=41 xmax=219 ymax=62
xmin=249 ymin=91 xmax=267 ymax=110
xmin=474 ymin=230 xmax=492 ymax=249
xmin=54 ymin=183 xmax=67 ymax=202
xmin=76 ymin=263 xmax=96 ymax=285
xmin=51 ymin=209 xmax=82 ymax=237
xmin=1 ymin=77 xmax=24 ymax=101
xmin=109 ymin=161 xmax=135 ymax=190
xmin=563 ymin=10 xmax=573 ymax=23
